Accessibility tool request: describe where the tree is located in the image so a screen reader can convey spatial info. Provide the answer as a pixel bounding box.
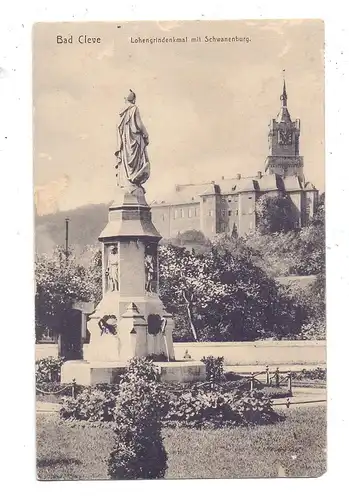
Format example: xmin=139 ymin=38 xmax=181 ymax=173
xmin=159 ymin=236 xmax=303 ymax=342
xmin=159 ymin=244 xmax=207 ymax=341
xmin=242 ymin=230 xmax=300 ymax=277
xmin=256 ymin=193 xmax=296 ymax=234
xmin=35 ymin=247 xmax=102 ymax=341
xmin=291 ymin=193 xmax=325 ymax=276
xmin=160 ymin=229 xmax=211 ymax=255
xmin=243 ymin=193 xmax=325 ymax=278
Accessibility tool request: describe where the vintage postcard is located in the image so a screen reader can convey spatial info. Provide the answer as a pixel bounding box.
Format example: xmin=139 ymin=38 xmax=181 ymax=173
xmin=34 ymin=20 xmax=326 ymax=480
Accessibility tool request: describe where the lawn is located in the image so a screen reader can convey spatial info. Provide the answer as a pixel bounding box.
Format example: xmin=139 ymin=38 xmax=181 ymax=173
xmin=36 ymin=406 xmax=326 ymax=480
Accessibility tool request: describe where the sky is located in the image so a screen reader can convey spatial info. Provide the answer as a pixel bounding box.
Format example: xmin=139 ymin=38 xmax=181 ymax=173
xmin=33 ymin=20 xmax=324 ymax=216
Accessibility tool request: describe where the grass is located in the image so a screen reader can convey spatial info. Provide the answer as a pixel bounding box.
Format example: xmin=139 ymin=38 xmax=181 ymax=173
xmin=37 ymin=406 xmax=326 ymax=480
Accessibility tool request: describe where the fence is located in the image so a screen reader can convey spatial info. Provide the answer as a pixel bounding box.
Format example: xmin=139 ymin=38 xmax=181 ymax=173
xmin=36 ymin=365 xmax=325 ymax=409
xmin=36 ymin=379 xmax=78 ymax=399
xmin=227 ymin=366 xmax=294 ymax=395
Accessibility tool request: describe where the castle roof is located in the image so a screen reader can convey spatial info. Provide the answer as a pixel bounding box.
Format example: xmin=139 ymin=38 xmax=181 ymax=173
xmin=281 ymin=175 xmax=303 ymax=191
xmin=257 ymin=174 xmax=280 ymax=191
xmin=151 ymin=182 xmax=212 ymax=206
xmin=151 ymin=172 xmax=315 ymax=207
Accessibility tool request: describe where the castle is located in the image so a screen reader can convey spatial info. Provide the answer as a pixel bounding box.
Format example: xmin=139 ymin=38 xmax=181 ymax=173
xmin=150 ymin=79 xmax=319 ymax=239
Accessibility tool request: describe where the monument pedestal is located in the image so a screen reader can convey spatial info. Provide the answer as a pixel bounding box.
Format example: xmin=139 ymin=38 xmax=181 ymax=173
xmin=61 ymin=185 xmax=205 ymax=385
xmin=61 ymin=359 xmax=206 ymax=385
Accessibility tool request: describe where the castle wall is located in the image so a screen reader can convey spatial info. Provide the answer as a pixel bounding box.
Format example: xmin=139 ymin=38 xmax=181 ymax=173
xmin=200 ymin=194 xmax=219 ymax=239
xmin=151 ymin=202 xmax=201 ymax=239
xmin=224 ymin=194 xmax=240 ymax=234
xmin=304 ymin=190 xmax=318 ymax=225
xmin=151 ymin=185 xmax=318 ymax=240
xmin=238 ymin=192 xmax=257 ymax=235
xmin=288 ymin=192 xmax=302 ymax=227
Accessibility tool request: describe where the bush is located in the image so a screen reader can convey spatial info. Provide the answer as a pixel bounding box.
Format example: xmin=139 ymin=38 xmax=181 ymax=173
xmin=293 ymin=367 xmax=326 ymax=381
xmin=36 ymin=356 xmax=64 ymax=383
xmin=260 ymin=386 xmax=291 ymax=399
xmin=107 ymin=358 xmax=168 ymax=479
xmin=60 ymin=387 xmax=118 ymax=422
xmin=201 ymin=356 xmax=224 ymax=386
xmin=164 ymin=387 xmax=280 ymax=429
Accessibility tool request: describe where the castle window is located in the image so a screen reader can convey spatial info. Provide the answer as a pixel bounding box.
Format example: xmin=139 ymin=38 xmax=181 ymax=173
xmin=179 ymin=208 xmax=184 ymax=218
xmin=195 ymin=207 xmax=200 ymax=217
xmin=228 ymin=198 xmax=232 ymax=203
xmin=188 ymin=208 xmax=193 ymax=218
xmin=221 ymin=209 xmax=226 ymax=217
xmin=235 ymin=209 xmax=239 ymax=216
xmin=173 ymin=209 xmax=178 ymax=219
xmin=228 ymin=210 xmax=232 ymax=216
xmin=248 ymin=196 xmax=252 ymax=200
xmin=208 ymin=210 xmax=213 ymax=217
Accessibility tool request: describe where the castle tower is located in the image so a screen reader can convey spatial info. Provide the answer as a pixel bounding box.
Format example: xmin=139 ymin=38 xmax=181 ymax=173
xmin=264 ymin=76 xmax=304 ymax=181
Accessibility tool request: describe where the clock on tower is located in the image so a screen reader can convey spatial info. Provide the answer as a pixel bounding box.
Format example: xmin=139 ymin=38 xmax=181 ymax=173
xmin=278 ymin=130 xmax=293 ymax=145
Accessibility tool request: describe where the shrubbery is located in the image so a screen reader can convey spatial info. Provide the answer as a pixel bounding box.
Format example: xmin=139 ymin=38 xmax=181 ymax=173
xmin=107 ymin=358 xmax=168 ymax=479
xmin=201 ymin=356 xmax=224 ymax=385
xmin=36 ymin=356 xmax=65 ymax=383
xmin=293 ymin=367 xmax=326 ymax=381
xmin=59 ymin=358 xmax=281 ymax=430
xmin=61 ymin=387 xmax=118 ymax=422
xmin=164 ymin=387 xmax=280 ymax=428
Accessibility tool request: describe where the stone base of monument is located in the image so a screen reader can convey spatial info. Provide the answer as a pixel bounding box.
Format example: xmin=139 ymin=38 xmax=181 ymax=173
xmin=61 ymin=359 xmax=206 ymax=386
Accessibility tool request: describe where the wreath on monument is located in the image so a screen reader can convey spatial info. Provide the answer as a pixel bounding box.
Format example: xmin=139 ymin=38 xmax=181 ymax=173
xmin=98 ymin=315 xmax=118 ymax=336
xmin=147 ymin=314 xmax=162 ymax=335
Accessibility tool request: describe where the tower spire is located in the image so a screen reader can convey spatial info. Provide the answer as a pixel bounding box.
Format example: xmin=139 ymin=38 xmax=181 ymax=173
xmin=280 ymin=69 xmax=287 ymax=107
xmin=276 ymin=70 xmax=291 ymax=123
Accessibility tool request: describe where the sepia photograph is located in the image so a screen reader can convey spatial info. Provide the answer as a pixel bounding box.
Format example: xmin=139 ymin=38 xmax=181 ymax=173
xmin=34 ymin=20 xmax=326 ymax=480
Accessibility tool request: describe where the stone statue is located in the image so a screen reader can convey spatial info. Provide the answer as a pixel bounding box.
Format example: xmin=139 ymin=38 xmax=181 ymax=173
xmin=160 ymin=317 xmax=167 ymax=336
xmin=115 ymin=90 xmax=150 ymax=189
xmin=145 ymin=252 xmax=156 ymax=293
xmin=107 ymin=245 xmax=119 ymax=291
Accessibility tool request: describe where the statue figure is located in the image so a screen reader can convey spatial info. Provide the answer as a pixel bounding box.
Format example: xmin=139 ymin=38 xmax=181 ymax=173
xmin=160 ymin=317 xmax=167 ymax=336
xmin=145 ymin=252 xmax=156 ymax=293
xmin=107 ymin=245 xmax=119 ymax=291
xmin=115 ymin=90 xmax=150 ymax=189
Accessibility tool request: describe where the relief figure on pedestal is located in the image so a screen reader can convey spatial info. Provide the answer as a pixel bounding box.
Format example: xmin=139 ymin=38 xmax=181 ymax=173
xmin=106 ymin=245 xmax=119 ymax=292
xmin=145 ymin=244 xmax=157 ymax=294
